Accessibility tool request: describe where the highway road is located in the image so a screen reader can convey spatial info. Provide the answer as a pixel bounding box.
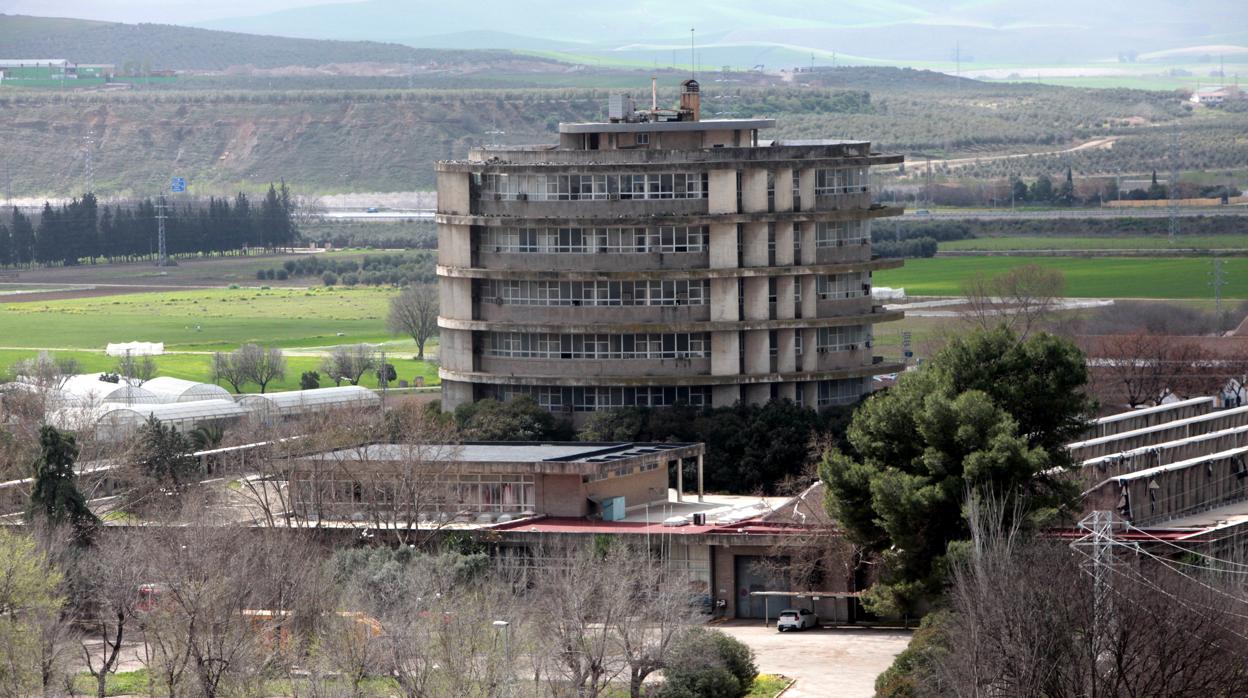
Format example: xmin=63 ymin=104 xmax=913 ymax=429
xmin=322 ymin=209 xmax=435 ymax=220
xmin=319 ymin=207 xmax=1245 ymax=221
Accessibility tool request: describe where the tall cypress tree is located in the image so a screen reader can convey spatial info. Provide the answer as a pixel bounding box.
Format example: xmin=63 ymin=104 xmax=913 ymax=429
xmin=11 ymin=207 xmax=35 ymax=265
xmin=0 ymin=221 xmax=10 ymax=267
xmin=27 ymin=426 xmax=99 ymax=541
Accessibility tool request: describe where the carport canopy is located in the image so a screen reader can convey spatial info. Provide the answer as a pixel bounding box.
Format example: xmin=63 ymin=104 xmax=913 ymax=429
xmin=750 ymin=590 xmax=863 ymax=625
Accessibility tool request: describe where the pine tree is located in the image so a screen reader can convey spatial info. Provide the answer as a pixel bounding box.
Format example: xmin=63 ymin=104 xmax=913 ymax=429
xmin=27 ymin=426 xmax=99 ymax=540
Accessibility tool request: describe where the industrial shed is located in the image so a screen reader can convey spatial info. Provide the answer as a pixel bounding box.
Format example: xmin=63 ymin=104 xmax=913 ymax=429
xmin=92 ymin=399 xmax=250 ymax=440
xmin=237 ymin=386 xmax=380 ymax=422
xmin=60 ymin=374 xmax=162 ymax=406
xmin=1084 ymin=444 xmax=1248 ymax=526
xmin=142 ymin=377 xmax=234 ymax=403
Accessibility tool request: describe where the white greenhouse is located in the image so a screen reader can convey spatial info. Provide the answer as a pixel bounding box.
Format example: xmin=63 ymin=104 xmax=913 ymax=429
xmin=91 ymin=399 xmax=251 ymax=440
xmin=142 ymin=377 xmax=234 ymax=403
xmin=238 ymin=386 xmax=381 ymax=421
xmin=60 ymin=374 xmax=162 ymax=406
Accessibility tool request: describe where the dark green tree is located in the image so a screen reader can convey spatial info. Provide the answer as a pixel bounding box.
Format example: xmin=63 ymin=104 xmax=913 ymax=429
xmin=821 ymin=327 xmax=1093 ymax=614
xmin=1010 ymin=178 xmax=1029 ymax=204
xmin=1029 ymin=174 xmax=1054 ymax=203
xmin=26 ymin=426 xmax=99 ymax=539
xmin=11 ymin=207 xmax=35 ymax=265
xmin=453 ymin=396 xmax=574 ymax=441
xmin=300 ymin=370 xmax=321 ymax=390
xmin=0 ymin=220 xmax=10 ymax=267
xmin=132 ymin=416 xmax=201 ymax=492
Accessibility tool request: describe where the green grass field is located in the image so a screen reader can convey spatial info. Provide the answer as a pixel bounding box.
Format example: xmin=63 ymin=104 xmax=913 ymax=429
xmin=876 ymin=256 xmax=1246 ymax=299
xmin=941 ymin=235 xmax=1248 ymax=252
xmin=0 ymin=286 xmax=440 ymax=390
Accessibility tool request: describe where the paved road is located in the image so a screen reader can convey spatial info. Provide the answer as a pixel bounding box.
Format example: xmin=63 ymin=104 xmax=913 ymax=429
xmin=717 ymin=621 xmax=913 ymax=698
xmin=901 ymin=207 xmax=1246 ymax=220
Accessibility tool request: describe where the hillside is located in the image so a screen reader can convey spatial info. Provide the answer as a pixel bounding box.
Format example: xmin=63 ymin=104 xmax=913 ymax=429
xmin=2 ymin=74 xmax=1243 ymax=198
xmin=0 ymin=14 xmax=563 ymax=72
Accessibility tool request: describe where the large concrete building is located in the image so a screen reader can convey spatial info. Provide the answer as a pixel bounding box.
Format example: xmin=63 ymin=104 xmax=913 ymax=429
xmin=436 ymin=80 xmax=904 ymax=419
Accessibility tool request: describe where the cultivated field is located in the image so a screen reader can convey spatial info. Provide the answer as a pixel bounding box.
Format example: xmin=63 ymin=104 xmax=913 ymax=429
xmin=875 ymin=256 xmax=1245 ymax=299
xmin=940 ymin=235 xmax=1248 ymax=252
xmin=0 ymin=283 xmax=439 ymax=391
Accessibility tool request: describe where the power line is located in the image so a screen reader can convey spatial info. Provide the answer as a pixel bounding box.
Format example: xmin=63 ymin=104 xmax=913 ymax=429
xmin=155 ymin=194 xmax=168 ymax=267
xmin=1168 ymin=124 xmax=1180 ymax=245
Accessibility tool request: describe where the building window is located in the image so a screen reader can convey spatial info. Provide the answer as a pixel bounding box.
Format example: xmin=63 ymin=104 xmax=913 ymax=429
xmin=481 ymin=279 xmax=708 ymax=307
xmin=815 ymin=272 xmax=870 ymax=300
xmin=816 ymin=325 xmax=870 ymax=352
xmin=817 ymin=379 xmax=864 ymax=407
xmin=481 ymin=226 xmax=707 ymax=254
xmin=487 ymin=332 xmax=711 ymax=360
xmin=813 ymin=167 xmax=868 ymax=196
xmin=497 ymin=385 xmax=712 ymax=412
xmin=814 ymin=220 xmax=870 ymax=248
xmin=479 ymin=172 xmax=708 ymax=201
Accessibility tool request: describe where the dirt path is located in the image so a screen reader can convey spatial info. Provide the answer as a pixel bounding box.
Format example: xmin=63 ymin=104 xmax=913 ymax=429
xmin=890 ymin=137 xmax=1117 ymax=175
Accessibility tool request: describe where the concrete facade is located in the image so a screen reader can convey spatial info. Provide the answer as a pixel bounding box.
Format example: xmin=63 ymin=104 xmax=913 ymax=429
xmin=435 ymin=83 xmax=904 ymax=419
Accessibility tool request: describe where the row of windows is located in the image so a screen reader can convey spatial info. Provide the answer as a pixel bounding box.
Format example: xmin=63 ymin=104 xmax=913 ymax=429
xmin=480 ymin=226 xmax=707 ymax=254
xmin=487 ymin=332 xmax=711 ymax=360
xmin=816 ymin=325 xmax=871 ymax=352
xmin=815 ymin=272 xmax=871 ymax=300
xmin=497 ymin=385 xmax=713 ymax=411
xmin=814 ymin=221 xmax=870 ymax=248
xmin=293 ymin=474 xmax=536 ymax=513
xmin=479 ymin=173 xmax=710 ymax=201
xmin=495 ymin=380 xmax=867 ymax=411
xmin=814 ymin=168 xmax=868 ymax=196
xmin=481 ymin=279 xmax=709 ymax=307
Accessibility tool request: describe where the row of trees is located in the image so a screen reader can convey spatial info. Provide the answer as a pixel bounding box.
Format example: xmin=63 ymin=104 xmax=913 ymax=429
xmin=0 ymin=183 xmax=298 ymax=268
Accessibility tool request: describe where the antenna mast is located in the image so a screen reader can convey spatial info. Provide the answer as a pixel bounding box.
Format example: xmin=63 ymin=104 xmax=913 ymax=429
xmin=690 ymin=28 xmax=696 ymax=79
xmin=156 ymin=194 xmax=168 ymax=267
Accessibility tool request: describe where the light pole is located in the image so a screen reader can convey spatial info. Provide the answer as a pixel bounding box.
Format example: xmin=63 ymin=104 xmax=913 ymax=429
xmin=492 ymin=620 xmax=511 ymax=697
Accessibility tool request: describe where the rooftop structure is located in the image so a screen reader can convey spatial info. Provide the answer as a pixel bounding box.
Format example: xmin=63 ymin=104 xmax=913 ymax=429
xmin=59 ymin=374 xmax=162 ymax=406
xmin=66 ymin=399 xmax=251 ymax=440
xmin=435 ymin=79 xmax=904 ymax=420
xmin=142 ymin=377 xmax=234 ymax=403
xmin=237 ymin=386 xmax=380 ymax=421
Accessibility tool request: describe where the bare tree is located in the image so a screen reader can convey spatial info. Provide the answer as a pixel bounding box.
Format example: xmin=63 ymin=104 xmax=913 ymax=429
xmin=115 ymin=352 xmax=157 ymax=386
xmin=320 ymin=345 xmax=377 ymax=387
xmin=387 ymin=284 xmax=440 ymax=360
xmin=9 ymin=352 xmax=81 ymax=391
xmin=212 ymin=351 xmax=249 ymax=394
xmin=77 ymin=534 xmax=150 ymax=698
xmin=960 ymin=264 xmax=1066 ymax=339
xmin=237 ymin=344 xmax=286 ymax=394
xmin=1086 ymin=333 xmax=1215 ymax=408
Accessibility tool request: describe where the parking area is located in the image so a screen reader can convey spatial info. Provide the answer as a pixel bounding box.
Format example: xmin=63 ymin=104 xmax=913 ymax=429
xmin=717 ymin=621 xmax=913 ymax=697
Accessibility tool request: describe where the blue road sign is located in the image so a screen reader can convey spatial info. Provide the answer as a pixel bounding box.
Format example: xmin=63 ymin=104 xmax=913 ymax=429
xmin=171 ymin=177 xmax=187 ymax=193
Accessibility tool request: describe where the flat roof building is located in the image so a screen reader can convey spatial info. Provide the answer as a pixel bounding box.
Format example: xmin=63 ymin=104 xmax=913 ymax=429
xmin=435 ymin=79 xmax=904 ymax=420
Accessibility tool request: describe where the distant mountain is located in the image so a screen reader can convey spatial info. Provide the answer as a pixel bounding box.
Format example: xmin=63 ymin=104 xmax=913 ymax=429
xmin=0 ymin=14 xmax=546 ymax=71
xmin=196 ymin=0 xmax=1248 ymax=67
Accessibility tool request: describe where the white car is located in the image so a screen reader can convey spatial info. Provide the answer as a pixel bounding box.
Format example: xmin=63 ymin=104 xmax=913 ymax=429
xmin=776 ymin=608 xmax=818 ymax=632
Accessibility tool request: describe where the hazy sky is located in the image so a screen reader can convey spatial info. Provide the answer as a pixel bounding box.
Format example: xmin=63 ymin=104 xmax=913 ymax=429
xmin=5 ymin=0 xmax=350 ymax=25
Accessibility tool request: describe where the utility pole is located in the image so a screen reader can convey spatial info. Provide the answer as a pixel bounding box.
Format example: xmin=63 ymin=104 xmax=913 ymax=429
xmin=1168 ymin=124 xmax=1180 ymax=245
xmin=155 ymin=195 xmax=168 ymax=266
xmin=955 ymin=41 xmax=961 ymax=88
xmin=1071 ymin=511 xmax=1130 ymax=672
xmin=1211 ymin=254 xmax=1227 ymax=333
xmin=83 ymin=130 xmax=94 ymax=195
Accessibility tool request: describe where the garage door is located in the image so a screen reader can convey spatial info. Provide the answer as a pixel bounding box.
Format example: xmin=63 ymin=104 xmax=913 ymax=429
xmin=733 ymin=554 xmax=791 ymax=619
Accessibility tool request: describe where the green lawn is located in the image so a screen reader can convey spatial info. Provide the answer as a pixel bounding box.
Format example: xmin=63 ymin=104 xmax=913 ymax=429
xmin=941 ymin=235 xmax=1248 ymax=252
xmin=0 ymin=286 xmax=398 ymax=350
xmin=0 ymin=286 xmax=440 ymax=389
xmin=876 ymin=256 xmax=1246 ymax=299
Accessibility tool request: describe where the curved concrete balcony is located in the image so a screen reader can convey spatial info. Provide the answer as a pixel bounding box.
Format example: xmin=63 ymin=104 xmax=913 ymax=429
xmin=439 ymin=308 xmax=904 ymax=334
xmin=814 ymin=243 xmax=874 ymax=265
xmin=439 ymin=361 xmax=906 ymax=388
xmin=436 ymin=205 xmax=904 ymax=229
xmin=438 ymin=257 xmax=903 ymax=282
xmin=476 ymin=250 xmax=709 ymax=273
xmin=478 ymin=356 xmax=712 ymax=378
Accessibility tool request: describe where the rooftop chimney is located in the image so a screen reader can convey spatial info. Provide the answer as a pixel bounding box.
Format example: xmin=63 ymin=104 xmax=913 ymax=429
xmin=680 ymin=79 xmax=701 ymax=121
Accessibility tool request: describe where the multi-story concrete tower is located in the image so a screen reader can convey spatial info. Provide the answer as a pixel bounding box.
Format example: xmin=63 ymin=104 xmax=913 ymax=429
xmin=436 ymin=80 xmax=904 ymax=420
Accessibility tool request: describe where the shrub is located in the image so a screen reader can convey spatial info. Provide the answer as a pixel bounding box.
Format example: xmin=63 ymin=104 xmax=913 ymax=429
xmin=255 ymin=269 xmax=267 ymax=280
xmin=322 ymin=271 xmax=338 ymax=286
xmin=658 ymin=628 xmax=757 ymax=698
xmin=342 ymin=273 xmax=359 ymax=287
xmin=300 ymin=371 xmax=320 ymax=390
xmin=275 ymin=269 xmax=289 ymax=280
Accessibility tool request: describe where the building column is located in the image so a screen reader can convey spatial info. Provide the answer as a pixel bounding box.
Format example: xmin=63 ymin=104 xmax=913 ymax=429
xmin=798 ymin=167 xmax=816 ymax=211
xmin=741 ymin=222 xmax=768 ymax=267
xmin=741 ymin=168 xmax=768 ymax=213
xmin=709 ymin=170 xmax=738 ymax=214
xmin=711 ymin=331 xmax=740 ymax=376
xmin=774 ymin=222 xmax=795 ymax=266
xmin=799 ymin=221 xmax=816 ymax=265
xmin=777 ymin=381 xmax=797 ymax=402
xmin=775 ymin=276 xmax=795 ymax=320
xmin=802 ymin=327 xmax=819 ymax=372
xmin=676 ymin=458 xmax=684 ymax=503
xmin=697 ymin=453 xmax=704 ymax=502
xmin=800 ymin=275 xmax=818 ymax=319
xmin=710 ymin=279 xmax=739 ymax=322
xmin=744 ymin=331 xmax=769 ymax=375
xmin=709 ymin=222 xmax=738 ymax=269
xmin=777 ymin=328 xmax=797 ymax=372
xmin=774 ymin=167 xmax=794 ymax=212
xmin=743 ymin=278 xmax=769 ymax=320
